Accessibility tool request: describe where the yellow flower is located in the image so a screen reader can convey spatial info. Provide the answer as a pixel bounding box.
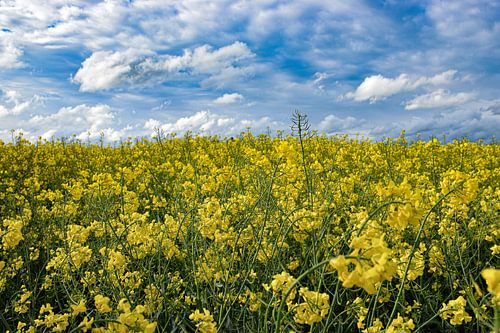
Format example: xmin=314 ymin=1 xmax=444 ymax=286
xmin=330 ymin=233 xmax=397 ymax=294
xmin=386 ymin=314 xmax=415 ymax=333
xmin=71 ymin=299 xmax=86 ymax=316
xmin=481 ymin=268 xmax=500 ymax=295
xmin=293 ymin=287 xmax=330 ymax=325
xmin=1 ymin=217 xmax=25 ymax=249
xmin=94 ymin=295 xmax=112 ymax=313
xmin=78 ymin=317 xmax=94 ymax=332
xmin=189 ymin=309 xmax=217 ymax=333
xmin=263 ymin=271 xmax=297 ymax=305
xmin=117 ymin=298 xmax=131 ymax=313
xmin=362 ymin=318 xmax=384 ymax=333
xmin=14 ymin=285 xmax=32 ymax=314
xmin=440 ymin=296 xmax=472 ymax=325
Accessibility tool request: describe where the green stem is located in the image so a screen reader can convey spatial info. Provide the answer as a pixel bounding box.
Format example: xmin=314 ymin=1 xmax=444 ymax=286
xmin=413 ymin=312 xmax=440 ymax=333
xmin=273 ymin=259 xmax=331 ymax=332
xmin=387 ymin=189 xmax=455 ymax=326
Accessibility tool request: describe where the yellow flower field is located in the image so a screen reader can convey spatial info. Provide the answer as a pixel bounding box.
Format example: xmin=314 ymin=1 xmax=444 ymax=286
xmin=0 ymin=127 xmax=498 ymax=332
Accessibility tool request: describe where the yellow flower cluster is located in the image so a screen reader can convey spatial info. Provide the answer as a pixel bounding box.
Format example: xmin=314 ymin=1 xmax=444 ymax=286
xmin=189 ymin=309 xmax=217 ymax=333
xmin=0 ymin=132 xmax=498 ymax=332
xmin=14 ymin=285 xmax=32 ymax=314
xmin=34 ymin=304 xmax=70 ymax=332
xmin=293 ymin=287 xmax=330 ymax=325
xmin=439 ymin=296 xmax=472 ymax=325
xmin=263 ymin=271 xmax=297 ymax=306
xmin=94 ymin=295 xmax=112 ymax=313
xmin=386 ymin=314 xmax=416 ymax=333
xmin=1 ymin=217 xmax=25 ymax=249
xmin=330 ymin=232 xmax=397 ymax=294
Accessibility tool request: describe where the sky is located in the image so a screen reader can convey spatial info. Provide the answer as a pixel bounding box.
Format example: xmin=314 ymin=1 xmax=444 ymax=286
xmin=0 ymin=0 xmax=499 ymax=142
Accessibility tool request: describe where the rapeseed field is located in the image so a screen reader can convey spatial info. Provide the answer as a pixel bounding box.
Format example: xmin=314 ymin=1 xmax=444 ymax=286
xmin=0 ymin=126 xmax=498 ymax=332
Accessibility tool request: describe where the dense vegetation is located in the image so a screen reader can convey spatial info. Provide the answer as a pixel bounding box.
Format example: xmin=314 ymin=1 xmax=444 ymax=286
xmin=0 ymin=125 xmax=498 ymax=332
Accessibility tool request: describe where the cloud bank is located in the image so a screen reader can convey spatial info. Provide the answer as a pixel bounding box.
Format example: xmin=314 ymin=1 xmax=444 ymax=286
xmin=405 ymin=89 xmax=475 ymax=110
xmin=73 ymin=42 xmax=255 ymax=92
xmin=345 ymin=70 xmax=457 ymax=103
xmin=28 ymin=104 xmax=130 ymax=141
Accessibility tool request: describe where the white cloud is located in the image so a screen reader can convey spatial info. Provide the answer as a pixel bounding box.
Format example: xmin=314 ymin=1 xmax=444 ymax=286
xmin=72 ymin=49 xmax=150 ymax=92
xmin=358 ymin=99 xmax=500 ymax=140
xmin=27 ymin=104 xmax=131 ymax=140
xmin=0 ymin=105 xmax=7 ymax=117
xmin=400 ymin=104 xmax=500 ymax=140
xmin=345 ymin=74 xmax=411 ymax=102
xmin=2 ymin=0 xmax=373 ymax=54
xmin=0 ymin=42 xmax=24 ymax=69
xmin=190 ymin=42 xmax=254 ymax=72
xmin=0 ymin=32 xmax=24 ymax=69
xmin=312 ymin=72 xmax=329 ymax=91
xmin=0 ymin=89 xmax=43 ymax=117
xmin=313 ymin=99 xmax=500 ymax=141
xmin=405 ymin=89 xmax=475 ymax=110
xmin=414 ymin=70 xmax=457 ymax=86
xmin=426 ymin=0 xmax=500 ymax=44
xmin=29 ymin=104 xmax=113 ymax=128
xmin=201 ymin=65 xmax=256 ymax=88
xmin=213 ymin=93 xmax=244 ymax=105
xmin=345 ymin=70 xmax=458 ymax=102
xmin=145 ymin=111 xmax=235 ymax=134
xmin=73 ymin=42 xmax=254 ymax=92
xmin=15 ymin=0 xmax=134 ymax=49
xmin=0 ymin=0 xmax=497 ymax=143
xmin=78 ymin=126 xmax=132 ymax=142
xmin=144 ymin=110 xmax=284 ymax=136
xmin=144 ymin=119 xmax=161 ymax=131
xmin=318 ymin=114 xmax=362 ymax=132
xmin=40 ymin=129 xmax=57 ymax=140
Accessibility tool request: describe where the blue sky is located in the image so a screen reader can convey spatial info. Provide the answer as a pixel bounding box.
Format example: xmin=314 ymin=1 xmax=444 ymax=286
xmin=0 ymin=0 xmax=499 ymax=141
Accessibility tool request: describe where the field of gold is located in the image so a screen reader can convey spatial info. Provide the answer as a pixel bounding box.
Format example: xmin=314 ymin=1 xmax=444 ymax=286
xmin=0 ymin=129 xmax=498 ymax=332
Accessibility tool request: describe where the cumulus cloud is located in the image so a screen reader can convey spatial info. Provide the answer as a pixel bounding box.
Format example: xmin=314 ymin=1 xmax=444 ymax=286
xmin=28 ymin=104 xmax=130 ymax=141
xmin=144 ymin=111 xmax=234 ymax=134
xmin=0 ymin=89 xmax=43 ymax=117
xmin=0 ymin=32 xmax=24 ymax=69
xmin=426 ymin=0 xmax=500 ymax=44
xmin=359 ymin=99 xmax=500 ymax=140
xmin=345 ymin=74 xmax=411 ymax=102
xmin=0 ymin=43 xmax=24 ymax=69
xmin=73 ymin=42 xmax=254 ymax=92
xmin=29 ymin=104 xmax=112 ymax=128
xmin=7 ymin=0 xmax=134 ymax=49
xmin=316 ymin=114 xmax=374 ymax=138
xmin=0 ymin=0 xmax=380 ymax=53
xmin=414 ymin=70 xmax=457 ymax=86
xmin=213 ymin=93 xmax=244 ymax=105
xmin=345 ymin=70 xmax=457 ymax=102
xmin=399 ymin=105 xmax=500 ymax=140
xmin=318 ymin=114 xmax=363 ymax=133
xmin=314 ymin=99 xmax=500 ymax=141
xmin=144 ymin=111 xmax=284 ymax=136
xmin=405 ymin=89 xmax=475 ymax=110
xmin=72 ymin=49 xmax=150 ymax=92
